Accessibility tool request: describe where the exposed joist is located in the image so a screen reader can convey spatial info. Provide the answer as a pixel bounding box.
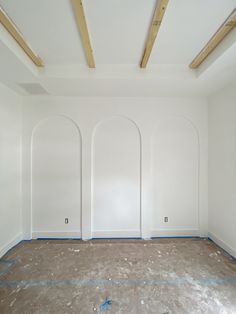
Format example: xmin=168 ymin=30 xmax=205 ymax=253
xmin=190 ymin=8 xmax=236 ymax=69
xmin=140 ymin=0 xmax=169 ymax=68
xmin=0 ymin=6 xmax=44 ymax=67
xmin=71 ymin=0 xmax=95 ymax=68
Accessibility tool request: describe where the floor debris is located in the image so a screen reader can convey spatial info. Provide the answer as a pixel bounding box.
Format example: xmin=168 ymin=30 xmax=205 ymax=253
xmin=0 ymin=239 xmax=236 ymax=313
xmin=9 ymin=298 xmax=16 ymax=307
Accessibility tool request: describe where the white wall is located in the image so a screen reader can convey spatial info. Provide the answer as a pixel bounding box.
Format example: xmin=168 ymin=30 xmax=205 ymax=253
xmin=92 ymin=117 xmax=141 ymax=238
xmin=152 ymin=116 xmax=199 ymax=236
xmin=208 ymin=81 xmax=236 ymax=258
xmin=21 ymin=96 xmax=208 ymax=240
xmin=32 ymin=116 xmax=81 ymax=238
xmin=3 ymin=79 xmax=236 ymax=258
xmin=0 ymin=83 xmax=22 ymax=257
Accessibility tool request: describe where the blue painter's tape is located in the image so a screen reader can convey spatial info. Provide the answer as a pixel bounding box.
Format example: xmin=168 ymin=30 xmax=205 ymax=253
xmin=0 ymin=260 xmax=17 ymax=277
xmin=91 ymin=237 xmax=142 ymax=240
xmin=100 ymin=297 xmax=112 ymax=311
xmin=151 ymin=236 xmax=200 ymax=239
xmin=37 ymin=238 xmax=82 ymax=240
xmin=1 ymin=277 xmax=236 ymax=289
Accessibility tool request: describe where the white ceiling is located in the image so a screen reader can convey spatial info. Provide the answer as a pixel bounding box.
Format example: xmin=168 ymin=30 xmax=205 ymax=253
xmin=0 ymin=0 xmax=87 ymax=65
xmin=0 ymin=0 xmax=236 ymax=96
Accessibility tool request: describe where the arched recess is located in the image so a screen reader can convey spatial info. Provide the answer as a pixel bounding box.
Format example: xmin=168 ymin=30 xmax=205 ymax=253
xmin=92 ymin=116 xmax=141 ymax=238
xmin=151 ymin=116 xmax=199 ymax=237
xmin=31 ymin=115 xmax=82 ymax=238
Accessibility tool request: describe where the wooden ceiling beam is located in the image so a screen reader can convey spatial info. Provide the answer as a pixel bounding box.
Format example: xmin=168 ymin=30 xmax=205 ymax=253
xmin=190 ymin=8 xmax=236 ymax=69
xmin=71 ymin=0 xmax=95 ymax=68
xmin=0 ymin=6 xmax=44 ymax=67
xmin=140 ymin=0 xmax=169 ymax=68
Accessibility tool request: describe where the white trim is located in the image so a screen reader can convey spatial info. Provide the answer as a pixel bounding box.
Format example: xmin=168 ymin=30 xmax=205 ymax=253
xmin=92 ymin=230 xmax=141 ymax=238
xmin=43 ymin=64 xmax=195 ymax=80
xmin=0 ymin=233 xmax=23 ymax=258
xmin=208 ymin=232 xmax=236 ymax=259
xmin=151 ymin=229 xmax=200 ymax=237
xmin=32 ymin=231 xmax=81 ymax=239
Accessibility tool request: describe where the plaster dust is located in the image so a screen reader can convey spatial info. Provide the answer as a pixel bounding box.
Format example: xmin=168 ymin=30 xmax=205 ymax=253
xmin=0 ymin=238 xmax=236 ymax=313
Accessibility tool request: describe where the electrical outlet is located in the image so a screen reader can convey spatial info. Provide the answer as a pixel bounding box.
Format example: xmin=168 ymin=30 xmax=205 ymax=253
xmin=164 ymin=217 xmax=168 ymax=223
xmin=65 ymin=218 xmax=69 ymax=224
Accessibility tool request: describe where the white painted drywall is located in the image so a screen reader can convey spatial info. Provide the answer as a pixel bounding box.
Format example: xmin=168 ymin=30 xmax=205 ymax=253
xmin=21 ymin=96 xmax=208 ymax=239
xmin=32 ymin=116 xmax=81 ymax=238
xmin=1 ymin=0 xmax=235 ymax=65
xmin=92 ymin=116 xmax=141 ymax=237
xmin=152 ymin=116 xmax=199 ymax=236
xmin=0 ymin=83 xmax=22 ymax=257
xmin=208 ymin=81 xmax=236 ymax=258
xmin=1 ymin=1 xmax=236 ymax=98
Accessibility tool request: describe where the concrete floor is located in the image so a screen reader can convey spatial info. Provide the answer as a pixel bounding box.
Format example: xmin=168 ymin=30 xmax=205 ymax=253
xmin=0 ymin=239 xmax=236 ymax=314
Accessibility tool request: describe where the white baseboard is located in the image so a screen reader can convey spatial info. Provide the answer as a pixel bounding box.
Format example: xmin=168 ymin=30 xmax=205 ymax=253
xmin=32 ymin=231 xmax=81 ymax=239
xmin=208 ymin=232 xmax=236 ymax=259
xmin=0 ymin=233 xmax=23 ymax=258
xmin=92 ymin=230 xmax=141 ymax=238
xmin=151 ymin=229 xmax=200 ymax=238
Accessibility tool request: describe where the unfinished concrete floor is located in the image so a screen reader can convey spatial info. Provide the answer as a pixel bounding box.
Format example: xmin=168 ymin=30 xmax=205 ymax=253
xmin=0 ymin=238 xmax=236 ymax=314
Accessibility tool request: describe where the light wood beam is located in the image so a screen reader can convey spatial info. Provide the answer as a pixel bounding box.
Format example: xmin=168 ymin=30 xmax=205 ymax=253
xmin=190 ymin=8 xmax=236 ymax=69
xmin=71 ymin=0 xmax=95 ymax=68
xmin=0 ymin=6 xmax=44 ymax=67
xmin=140 ymin=0 xmax=169 ymax=68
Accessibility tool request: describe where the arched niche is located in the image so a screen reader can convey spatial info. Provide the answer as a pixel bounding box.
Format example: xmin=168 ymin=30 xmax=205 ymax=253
xmin=151 ymin=116 xmax=199 ymax=236
xmin=92 ymin=116 xmax=141 ymax=238
xmin=31 ymin=115 xmax=81 ymax=238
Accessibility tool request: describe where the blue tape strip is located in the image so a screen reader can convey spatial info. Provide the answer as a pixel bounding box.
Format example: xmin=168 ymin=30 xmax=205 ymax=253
xmin=37 ymin=238 xmax=82 ymax=240
xmin=0 ymin=260 xmax=17 ymax=277
xmin=91 ymin=237 xmax=142 ymax=240
xmin=151 ymin=236 xmax=201 ymax=239
xmin=1 ymin=277 xmax=236 ymax=289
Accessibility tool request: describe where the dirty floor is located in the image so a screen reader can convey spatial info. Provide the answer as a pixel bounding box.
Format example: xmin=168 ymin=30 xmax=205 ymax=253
xmin=0 ymin=238 xmax=236 ymax=314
